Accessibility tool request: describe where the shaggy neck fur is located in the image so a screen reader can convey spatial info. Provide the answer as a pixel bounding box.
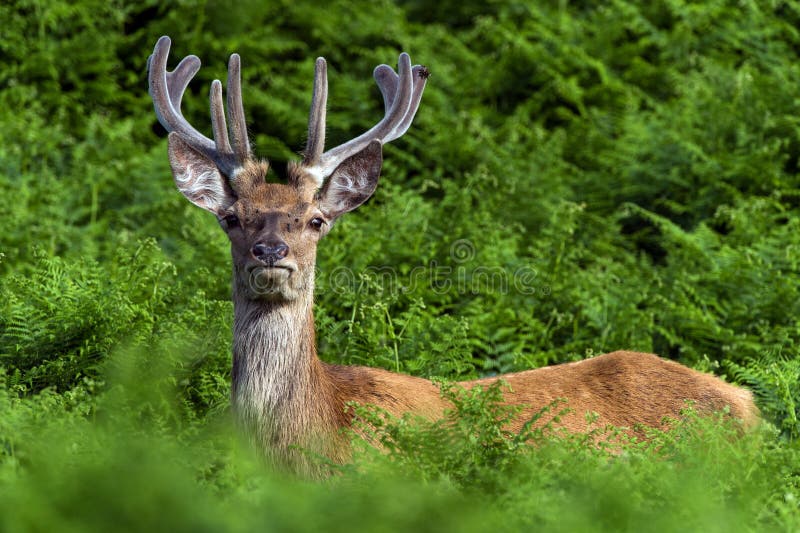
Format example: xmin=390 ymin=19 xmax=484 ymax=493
xmin=230 ymin=279 xmax=344 ymax=474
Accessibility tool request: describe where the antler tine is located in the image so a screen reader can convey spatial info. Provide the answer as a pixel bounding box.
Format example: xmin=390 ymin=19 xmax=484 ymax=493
xmin=373 ymin=64 xmax=398 ymax=111
xmin=384 ymin=65 xmax=427 ymax=143
xmin=210 ymin=80 xmax=233 ymax=155
xmin=307 ymin=52 xmax=428 ymax=182
xmin=168 ymin=55 xmax=201 ymax=112
xmin=377 ymin=52 xmax=414 ymax=139
xmin=147 ymin=36 xmax=249 ymax=178
xmin=303 ymin=58 xmax=329 ymax=166
xmin=226 ymin=54 xmax=251 ymax=163
xmin=356 ymin=56 xmax=428 ymax=141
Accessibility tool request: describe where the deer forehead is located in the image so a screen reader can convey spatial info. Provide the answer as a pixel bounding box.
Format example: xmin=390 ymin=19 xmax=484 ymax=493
xmin=231 ymin=182 xmax=317 ymax=224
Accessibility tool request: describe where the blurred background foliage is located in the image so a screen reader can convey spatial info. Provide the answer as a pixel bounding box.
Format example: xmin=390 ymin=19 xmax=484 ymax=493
xmin=1 ymin=0 xmax=800 ymax=530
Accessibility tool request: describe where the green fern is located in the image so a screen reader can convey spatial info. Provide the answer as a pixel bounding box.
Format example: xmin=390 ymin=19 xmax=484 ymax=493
xmin=726 ymin=354 xmax=800 ymax=440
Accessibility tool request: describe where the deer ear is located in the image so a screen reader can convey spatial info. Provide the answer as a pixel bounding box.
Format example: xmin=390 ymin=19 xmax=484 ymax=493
xmin=318 ymin=140 xmax=383 ymax=220
xmin=167 ymin=132 xmax=236 ymax=214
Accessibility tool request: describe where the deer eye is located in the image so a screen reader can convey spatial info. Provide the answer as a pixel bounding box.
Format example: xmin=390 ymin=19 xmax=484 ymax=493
xmin=220 ymin=214 xmax=240 ymax=230
xmin=309 ymin=217 xmax=325 ymax=231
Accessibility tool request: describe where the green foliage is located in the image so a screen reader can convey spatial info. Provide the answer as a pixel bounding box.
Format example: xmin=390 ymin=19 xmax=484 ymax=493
xmin=2 ymin=0 xmax=800 ymax=530
xmin=727 ymin=352 xmax=800 ymax=440
xmin=0 ymin=240 xmax=232 ymax=415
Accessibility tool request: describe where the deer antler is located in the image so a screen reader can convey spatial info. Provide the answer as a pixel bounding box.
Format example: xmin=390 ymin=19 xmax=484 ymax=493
xmin=147 ymin=36 xmax=251 ymax=178
xmin=301 ymin=53 xmax=429 ymax=186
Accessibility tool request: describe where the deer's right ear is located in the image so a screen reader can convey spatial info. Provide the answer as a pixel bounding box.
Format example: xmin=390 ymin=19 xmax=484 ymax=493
xmin=167 ymin=132 xmax=236 ymax=214
xmin=317 ymin=140 xmax=383 ymax=221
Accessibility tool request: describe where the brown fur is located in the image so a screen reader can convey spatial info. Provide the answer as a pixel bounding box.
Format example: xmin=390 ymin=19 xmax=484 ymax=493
xmin=337 ymin=352 xmax=756 ymax=430
xmin=323 ymin=350 xmax=759 ymax=436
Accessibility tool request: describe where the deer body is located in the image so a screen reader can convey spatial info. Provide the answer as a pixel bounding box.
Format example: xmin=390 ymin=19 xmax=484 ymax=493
xmin=147 ymin=37 xmax=758 ymax=475
xmin=231 ymin=279 xmax=756 ymax=473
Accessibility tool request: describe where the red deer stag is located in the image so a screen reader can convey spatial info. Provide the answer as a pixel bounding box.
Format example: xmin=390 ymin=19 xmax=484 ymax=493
xmin=147 ymin=37 xmax=758 ymax=475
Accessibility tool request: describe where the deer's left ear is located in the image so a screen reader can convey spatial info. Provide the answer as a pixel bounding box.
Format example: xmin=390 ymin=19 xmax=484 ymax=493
xmin=168 ymin=132 xmax=237 ymax=214
xmin=317 ymin=141 xmax=382 ymax=221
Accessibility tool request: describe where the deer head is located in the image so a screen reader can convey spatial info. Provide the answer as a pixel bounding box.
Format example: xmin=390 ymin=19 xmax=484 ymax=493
xmin=147 ymin=37 xmax=428 ymax=303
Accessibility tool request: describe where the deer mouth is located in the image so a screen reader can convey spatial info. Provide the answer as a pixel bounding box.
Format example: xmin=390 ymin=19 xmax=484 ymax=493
xmin=258 ymin=264 xmax=295 ymax=272
xmin=247 ymin=261 xmax=296 ymax=274
xmin=246 ymin=264 xmax=297 ymax=296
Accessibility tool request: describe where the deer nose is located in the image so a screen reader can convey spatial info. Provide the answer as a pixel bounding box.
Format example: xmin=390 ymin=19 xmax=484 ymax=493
xmin=252 ymin=241 xmax=289 ymax=265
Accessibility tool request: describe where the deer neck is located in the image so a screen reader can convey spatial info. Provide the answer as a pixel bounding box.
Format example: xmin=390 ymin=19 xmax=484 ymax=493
xmin=230 ymin=284 xmax=340 ymax=464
